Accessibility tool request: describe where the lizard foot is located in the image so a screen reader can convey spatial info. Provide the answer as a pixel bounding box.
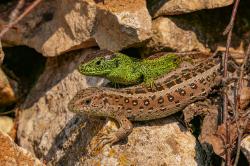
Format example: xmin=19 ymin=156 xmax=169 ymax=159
xmin=91 ymin=133 xmax=119 ymax=152
xmin=98 ymin=133 xmax=119 ymax=146
xmin=143 ymin=80 xmax=158 ymax=91
xmin=90 ymin=116 xmax=133 ymax=152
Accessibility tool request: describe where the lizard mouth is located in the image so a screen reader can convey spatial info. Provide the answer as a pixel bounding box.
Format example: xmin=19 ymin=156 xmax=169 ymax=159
xmin=81 ymin=71 xmax=110 ymax=75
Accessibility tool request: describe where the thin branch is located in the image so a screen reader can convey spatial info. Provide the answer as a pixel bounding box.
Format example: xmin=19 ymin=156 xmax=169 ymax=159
xmin=9 ymin=0 xmax=25 ymax=23
xmin=223 ymin=29 xmax=232 ymax=166
xmin=223 ymin=0 xmax=241 ymax=35
xmin=0 ymin=0 xmax=43 ymax=39
xmin=222 ymin=0 xmax=241 ymax=165
xmin=234 ymin=117 xmax=249 ymax=166
xmin=0 ymin=109 xmax=15 ymax=115
xmin=233 ymin=43 xmax=250 ymax=166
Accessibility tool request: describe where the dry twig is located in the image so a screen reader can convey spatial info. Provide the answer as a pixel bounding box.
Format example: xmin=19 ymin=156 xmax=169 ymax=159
xmin=9 ymin=0 xmax=25 ymax=23
xmin=0 ymin=0 xmax=43 ymax=39
xmin=222 ymin=0 xmax=241 ymax=165
xmin=233 ymin=43 xmax=250 ymax=166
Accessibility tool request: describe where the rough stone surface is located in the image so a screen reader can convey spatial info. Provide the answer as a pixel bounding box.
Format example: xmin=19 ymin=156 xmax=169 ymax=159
xmin=0 ymin=130 xmax=44 ymax=166
xmin=94 ymin=0 xmax=152 ymax=51
xmin=82 ymin=118 xmax=204 ymax=166
xmin=0 ymin=116 xmax=14 ymax=134
xmin=241 ymin=135 xmax=250 ymax=163
xmin=1 ymin=0 xmax=152 ymax=57
xmin=0 ymin=68 xmax=17 ymax=107
xmin=0 ymin=42 xmax=4 ymax=64
xmin=17 ymin=48 xmax=100 ymax=153
xmin=1 ymin=0 xmax=97 ymax=57
xmin=149 ymin=0 xmax=233 ymax=17
xmin=17 ymin=48 xmax=204 ymax=165
xmin=142 ymin=17 xmax=210 ymax=55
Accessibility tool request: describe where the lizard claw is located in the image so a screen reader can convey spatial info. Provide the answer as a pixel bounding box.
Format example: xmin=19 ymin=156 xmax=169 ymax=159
xmin=100 ymin=134 xmax=118 ymax=145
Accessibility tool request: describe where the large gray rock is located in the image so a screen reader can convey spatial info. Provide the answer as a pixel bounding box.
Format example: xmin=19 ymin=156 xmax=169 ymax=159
xmin=149 ymin=0 xmax=233 ymax=17
xmin=17 ymin=48 xmax=204 ymax=165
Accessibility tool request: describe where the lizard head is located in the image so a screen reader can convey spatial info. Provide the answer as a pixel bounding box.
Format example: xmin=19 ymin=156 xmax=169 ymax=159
xmin=68 ymin=87 xmax=108 ymax=116
xmin=78 ymin=52 xmax=134 ymax=76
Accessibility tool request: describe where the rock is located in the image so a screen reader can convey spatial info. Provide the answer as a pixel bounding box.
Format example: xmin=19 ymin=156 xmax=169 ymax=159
xmin=0 ymin=116 xmax=14 ymax=134
xmin=0 ymin=44 xmax=16 ymax=107
xmin=17 ymin=48 xmax=204 ymax=165
xmin=241 ymin=135 xmax=250 ymax=163
xmin=239 ymin=80 xmax=250 ymax=110
xmin=94 ymin=0 xmax=152 ymax=51
xmin=82 ymin=118 xmax=204 ymax=165
xmin=142 ymin=17 xmax=210 ymax=55
xmin=216 ymin=44 xmax=245 ymax=65
xmin=1 ymin=0 xmax=152 ymax=57
xmin=17 ymin=48 xmax=107 ymax=160
xmin=142 ymin=1 xmax=250 ymax=56
xmin=0 ymin=130 xmax=44 ymax=166
xmin=149 ymin=0 xmax=233 ymax=17
xmin=0 ymin=42 xmax=4 ymax=64
xmin=0 ymin=68 xmax=17 ymax=107
xmin=1 ymin=0 xmax=97 ymax=57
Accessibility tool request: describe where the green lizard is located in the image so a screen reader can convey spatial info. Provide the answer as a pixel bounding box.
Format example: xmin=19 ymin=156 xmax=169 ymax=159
xmin=79 ymin=52 xmax=180 ymax=86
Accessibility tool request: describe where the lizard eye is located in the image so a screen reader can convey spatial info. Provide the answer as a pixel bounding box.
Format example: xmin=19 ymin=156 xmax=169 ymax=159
xmin=84 ymin=99 xmax=91 ymax=105
xmin=96 ymin=60 xmax=101 ymax=65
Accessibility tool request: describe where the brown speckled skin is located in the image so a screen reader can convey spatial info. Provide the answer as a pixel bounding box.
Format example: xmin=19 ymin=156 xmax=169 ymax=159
xmin=68 ymin=57 xmax=222 ymax=145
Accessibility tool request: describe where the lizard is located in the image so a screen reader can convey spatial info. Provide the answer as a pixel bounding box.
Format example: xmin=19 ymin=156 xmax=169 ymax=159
xmin=68 ymin=55 xmax=222 ymax=146
xmin=78 ymin=52 xmax=180 ymax=86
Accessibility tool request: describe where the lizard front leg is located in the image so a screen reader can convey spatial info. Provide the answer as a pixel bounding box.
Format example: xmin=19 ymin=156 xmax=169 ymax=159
xmin=97 ymin=115 xmax=133 ymax=147
xmin=107 ymin=68 xmax=142 ymax=85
